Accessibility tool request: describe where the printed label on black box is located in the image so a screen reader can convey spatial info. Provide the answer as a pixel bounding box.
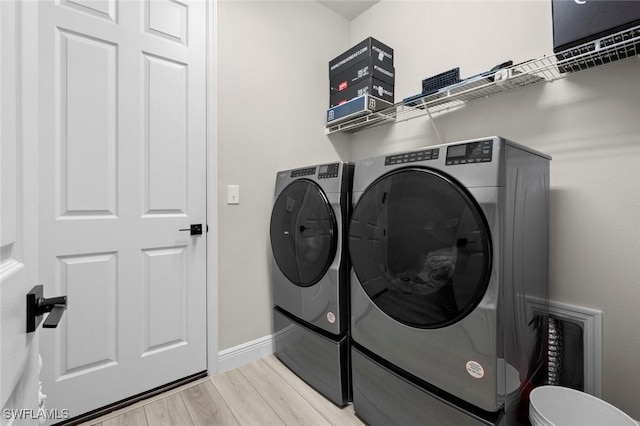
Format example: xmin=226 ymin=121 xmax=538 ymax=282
xmin=373 ymin=84 xmax=393 ymax=97
xmin=374 ymin=65 xmax=394 ymax=79
xmin=357 ymin=66 xmax=369 ymax=79
xmin=372 ymin=45 xmax=393 ymax=61
xmin=330 ymin=46 xmax=368 ymax=73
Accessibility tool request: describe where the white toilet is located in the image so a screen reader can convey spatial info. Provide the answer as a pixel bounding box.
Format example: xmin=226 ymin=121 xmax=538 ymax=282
xmin=529 ymin=385 xmax=637 ymax=426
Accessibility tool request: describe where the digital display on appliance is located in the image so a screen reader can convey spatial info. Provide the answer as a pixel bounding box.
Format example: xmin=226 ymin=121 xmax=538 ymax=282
xmin=318 ymin=163 xmax=340 ymax=179
xmin=447 ymin=145 xmax=467 ymax=158
xmin=445 ymin=140 xmax=493 ymax=166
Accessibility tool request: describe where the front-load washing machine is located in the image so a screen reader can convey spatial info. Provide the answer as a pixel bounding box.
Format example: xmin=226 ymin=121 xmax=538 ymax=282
xmin=348 ymin=136 xmax=550 ymax=425
xmin=270 ymin=161 xmax=353 ymax=406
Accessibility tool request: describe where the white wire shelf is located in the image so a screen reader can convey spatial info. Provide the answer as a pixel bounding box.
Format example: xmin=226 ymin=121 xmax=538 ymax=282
xmin=326 ymin=25 xmax=640 ymax=135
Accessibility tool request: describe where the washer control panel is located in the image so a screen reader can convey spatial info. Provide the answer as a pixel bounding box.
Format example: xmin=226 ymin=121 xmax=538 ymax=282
xmin=291 ymin=167 xmax=316 ymax=177
xmin=385 ymin=148 xmax=440 ymax=166
xmin=318 ymin=163 xmax=340 ymax=179
xmin=446 ymin=140 xmax=493 ymax=165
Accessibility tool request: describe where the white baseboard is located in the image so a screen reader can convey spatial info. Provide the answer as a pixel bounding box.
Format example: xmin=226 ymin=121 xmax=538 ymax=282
xmin=216 ymin=332 xmax=279 ymax=373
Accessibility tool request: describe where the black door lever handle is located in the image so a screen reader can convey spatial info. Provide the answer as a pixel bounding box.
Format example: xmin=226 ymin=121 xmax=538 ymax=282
xmin=26 ymin=285 xmax=68 ymax=332
xmin=179 ymin=224 xmax=203 ymax=236
xmin=43 ymin=305 xmax=66 ymax=328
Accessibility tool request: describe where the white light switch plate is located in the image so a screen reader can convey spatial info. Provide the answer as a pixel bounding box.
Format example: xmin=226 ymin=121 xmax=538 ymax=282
xmin=227 ymin=185 xmax=240 ymax=204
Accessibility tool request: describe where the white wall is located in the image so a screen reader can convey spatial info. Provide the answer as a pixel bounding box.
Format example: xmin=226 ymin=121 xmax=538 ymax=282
xmin=217 ymin=0 xmax=350 ymax=350
xmin=350 ymin=0 xmax=640 ymax=419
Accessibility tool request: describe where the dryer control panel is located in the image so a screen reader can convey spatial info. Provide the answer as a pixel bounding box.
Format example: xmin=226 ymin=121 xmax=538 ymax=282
xmin=318 ymin=163 xmax=340 ymax=179
xmin=291 ymin=167 xmax=316 ymax=177
xmin=384 ymin=148 xmax=440 ymax=165
xmin=446 ymin=139 xmax=493 ymax=165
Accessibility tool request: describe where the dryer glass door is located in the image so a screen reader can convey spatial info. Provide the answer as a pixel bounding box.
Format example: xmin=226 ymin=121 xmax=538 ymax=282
xmin=270 ymin=180 xmax=337 ymax=287
xmin=349 ymin=167 xmax=492 ymax=328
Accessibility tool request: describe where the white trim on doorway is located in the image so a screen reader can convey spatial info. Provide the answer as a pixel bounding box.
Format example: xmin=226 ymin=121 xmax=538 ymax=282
xmin=206 ymin=0 xmax=220 ymax=376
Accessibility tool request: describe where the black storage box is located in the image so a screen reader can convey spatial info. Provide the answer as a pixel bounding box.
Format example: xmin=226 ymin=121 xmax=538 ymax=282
xmin=330 ymin=77 xmax=394 ymax=108
xmin=330 ymin=57 xmax=395 ymax=95
xmin=329 ymin=37 xmax=394 ymax=77
xmin=552 ymin=0 xmax=640 ymax=52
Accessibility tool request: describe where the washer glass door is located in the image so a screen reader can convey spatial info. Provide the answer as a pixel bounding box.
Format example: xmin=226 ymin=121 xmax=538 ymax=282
xmin=270 ymin=180 xmax=337 ymax=287
xmin=349 ymin=167 xmax=492 ymax=328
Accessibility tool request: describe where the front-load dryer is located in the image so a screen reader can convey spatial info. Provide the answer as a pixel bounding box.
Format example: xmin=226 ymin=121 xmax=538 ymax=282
xmin=270 ymin=161 xmax=353 ymax=406
xmin=348 ymin=136 xmax=550 ymax=425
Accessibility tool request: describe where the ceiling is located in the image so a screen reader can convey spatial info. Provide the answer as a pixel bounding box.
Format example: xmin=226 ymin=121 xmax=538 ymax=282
xmin=317 ymin=0 xmax=381 ymax=21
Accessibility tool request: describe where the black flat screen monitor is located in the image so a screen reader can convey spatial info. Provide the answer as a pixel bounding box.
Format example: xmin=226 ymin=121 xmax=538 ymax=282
xmin=552 ymin=0 xmax=640 ymax=52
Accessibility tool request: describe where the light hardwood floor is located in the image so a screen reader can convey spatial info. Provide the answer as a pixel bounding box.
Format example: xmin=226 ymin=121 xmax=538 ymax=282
xmin=82 ymin=355 xmax=365 ymax=426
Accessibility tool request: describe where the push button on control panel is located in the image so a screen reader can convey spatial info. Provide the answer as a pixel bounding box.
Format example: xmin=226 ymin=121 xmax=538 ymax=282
xmin=385 ymin=148 xmax=439 ymax=166
xmin=291 ymin=167 xmax=316 ymax=177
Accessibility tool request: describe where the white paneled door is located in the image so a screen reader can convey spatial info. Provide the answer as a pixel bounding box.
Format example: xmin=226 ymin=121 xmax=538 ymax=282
xmin=38 ymin=0 xmax=208 ymax=420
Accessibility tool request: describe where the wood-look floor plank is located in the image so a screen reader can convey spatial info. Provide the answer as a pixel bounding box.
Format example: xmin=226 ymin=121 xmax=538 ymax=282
xmin=79 ymin=377 xmax=210 ymax=426
xmin=263 ymin=355 xmax=365 ymax=426
xmin=101 ymin=407 xmax=147 ymax=426
xmin=81 ymin=355 xmax=366 ymax=426
xmin=212 ymin=368 xmax=285 ymax=425
xmin=180 ymin=380 xmax=240 ymax=425
xmin=239 ymin=359 xmax=330 ymax=425
xmin=143 ymin=393 xmax=194 ymax=426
